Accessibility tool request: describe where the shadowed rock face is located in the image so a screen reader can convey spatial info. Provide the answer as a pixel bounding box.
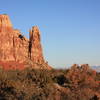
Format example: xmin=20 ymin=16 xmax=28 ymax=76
xmin=0 ymin=14 xmax=45 ymax=69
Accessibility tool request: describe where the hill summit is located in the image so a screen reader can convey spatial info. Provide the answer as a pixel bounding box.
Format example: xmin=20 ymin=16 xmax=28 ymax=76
xmin=0 ymin=14 xmax=50 ymax=70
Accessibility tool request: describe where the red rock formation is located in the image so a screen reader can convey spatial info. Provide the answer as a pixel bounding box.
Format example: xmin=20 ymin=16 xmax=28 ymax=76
xmin=0 ymin=14 xmax=48 ymax=70
xmin=0 ymin=14 xmax=29 ymax=62
xmin=0 ymin=14 xmax=13 ymax=32
xmin=29 ymin=26 xmax=44 ymax=64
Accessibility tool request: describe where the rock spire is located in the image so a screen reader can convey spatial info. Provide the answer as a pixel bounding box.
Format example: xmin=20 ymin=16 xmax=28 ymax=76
xmin=29 ymin=26 xmax=44 ymax=63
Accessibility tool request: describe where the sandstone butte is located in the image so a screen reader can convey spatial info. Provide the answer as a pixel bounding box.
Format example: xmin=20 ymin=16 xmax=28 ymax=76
xmin=0 ymin=14 xmax=51 ymax=70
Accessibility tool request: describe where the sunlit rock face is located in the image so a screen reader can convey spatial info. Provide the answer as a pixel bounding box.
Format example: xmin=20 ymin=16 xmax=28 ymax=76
xmin=0 ymin=14 xmax=47 ymax=70
xmin=29 ymin=26 xmax=44 ymax=64
xmin=0 ymin=14 xmax=12 ymax=28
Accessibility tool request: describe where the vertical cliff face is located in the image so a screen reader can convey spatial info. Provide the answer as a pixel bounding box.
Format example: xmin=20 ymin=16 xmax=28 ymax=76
xmin=0 ymin=14 xmax=14 ymax=61
xmin=0 ymin=14 xmax=46 ymax=69
xmin=0 ymin=14 xmax=29 ymax=62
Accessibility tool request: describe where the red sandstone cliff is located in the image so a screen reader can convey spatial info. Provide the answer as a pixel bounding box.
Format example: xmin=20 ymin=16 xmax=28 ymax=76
xmin=0 ymin=14 xmax=49 ymax=70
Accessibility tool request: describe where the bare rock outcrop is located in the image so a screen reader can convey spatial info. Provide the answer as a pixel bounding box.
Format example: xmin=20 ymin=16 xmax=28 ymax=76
xmin=29 ymin=26 xmax=44 ymax=63
xmin=0 ymin=14 xmax=12 ymax=31
xmin=0 ymin=14 xmax=48 ymax=70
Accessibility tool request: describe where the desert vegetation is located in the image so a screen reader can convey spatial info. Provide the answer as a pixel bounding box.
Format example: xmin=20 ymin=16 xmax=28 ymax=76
xmin=0 ymin=64 xmax=100 ymax=100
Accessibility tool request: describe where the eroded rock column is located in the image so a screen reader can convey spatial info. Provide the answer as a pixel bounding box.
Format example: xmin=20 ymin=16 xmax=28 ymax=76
xmin=29 ymin=26 xmax=44 ymax=64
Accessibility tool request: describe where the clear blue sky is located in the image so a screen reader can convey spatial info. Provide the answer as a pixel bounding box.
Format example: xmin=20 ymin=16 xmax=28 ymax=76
xmin=0 ymin=0 xmax=100 ymax=68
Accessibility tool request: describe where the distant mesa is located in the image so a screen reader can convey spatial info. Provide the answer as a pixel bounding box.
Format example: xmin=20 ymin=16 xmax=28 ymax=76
xmin=0 ymin=14 xmax=51 ymax=70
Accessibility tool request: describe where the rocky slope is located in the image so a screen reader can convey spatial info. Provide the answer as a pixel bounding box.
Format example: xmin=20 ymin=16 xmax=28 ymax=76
xmin=0 ymin=14 xmax=50 ymax=70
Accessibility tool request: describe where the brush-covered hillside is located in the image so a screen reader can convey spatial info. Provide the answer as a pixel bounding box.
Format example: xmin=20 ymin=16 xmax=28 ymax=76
xmin=0 ymin=64 xmax=100 ymax=100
